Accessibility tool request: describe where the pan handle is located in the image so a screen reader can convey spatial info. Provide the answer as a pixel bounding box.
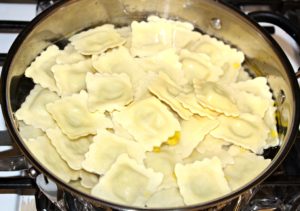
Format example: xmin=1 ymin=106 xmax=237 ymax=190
xmin=248 ymin=11 xmax=300 ymax=47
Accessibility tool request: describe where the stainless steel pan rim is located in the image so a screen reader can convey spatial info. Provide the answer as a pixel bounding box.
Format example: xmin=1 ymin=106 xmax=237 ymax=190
xmin=1 ymin=0 xmax=299 ymax=210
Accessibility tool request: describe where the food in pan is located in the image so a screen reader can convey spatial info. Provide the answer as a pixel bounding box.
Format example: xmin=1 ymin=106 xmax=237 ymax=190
xmin=14 ymin=16 xmax=278 ymax=208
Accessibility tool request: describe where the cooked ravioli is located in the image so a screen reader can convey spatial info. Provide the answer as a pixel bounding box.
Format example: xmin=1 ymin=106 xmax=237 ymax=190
xmin=184 ymin=135 xmax=233 ymax=167
xmin=131 ymin=16 xmax=198 ymax=57
xmin=70 ymin=24 xmax=126 ymax=55
xmin=168 ymin=116 xmax=219 ymax=158
xmin=264 ymin=106 xmax=279 ymax=147
xmin=113 ymin=97 xmax=181 ymax=150
xmin=176 ymin=90 xmax=220 ymax=119
xmin=46 ymin=127 xmax=93 ymax=170
xmin=136 ymin=49 xmax=185 ymax=85
xmin=52 ymin=59 xmax=95 ymax=96
xmin=86 ymin=72 xmax=133 ymax=112
xmin=26 ymin=135 xmax=79 ymax=183
xmin=46 ymin=91 xmax=112 ymax=139
xmin=235 ymin=91 xmax=270 ymax=117
xmin=25 ymin=45 xmax=60 ymax=92
xmin=180 ymin=49 xmax=223 ymax=83
xmin=56 ymin=44 xmax=86 ymax=65
xmin=194 ymin=81 xmax=239 ymax=116
xmin=186 ymin=34 xmax=245 ymax=83
xmin=144 ymin=147 xmax=181 ymax=189
xmin=116 ymin=26 xmax=132 ymax=49
xmin=231 ymin=77 xmax=273 ymax=102
xmin=225 ymin=146 xmax=271 ymax=190
xmin=211 ymin=114 xmax=269 ymax=154
xmin=69 ymin=180 xmax=91 ymax=194
xmin=146 ymin=187 xmax=185 ymax=208
xmin=18 ymin=121 xmax=44 ymax=140
xmin=82 ymin=130 xmax=145 ymax=175
xmin=91 ymin=154 xmax=163 ymax=207
xmin=148 ymin=73 xmax=193 ymax=120
xmin=15 ymin=85 xmax=59 ymax=131
xmin=92 ymin=46 xmax=145 ymax=86
xmin=79 ymin=170 xmax=99 ymax=189
xmin=175 ymin=157 xmax=230 ymax=205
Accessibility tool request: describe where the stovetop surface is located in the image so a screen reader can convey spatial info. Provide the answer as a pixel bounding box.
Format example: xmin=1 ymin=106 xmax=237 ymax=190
xmin=0 ymin=0 xmax=299 ymax=211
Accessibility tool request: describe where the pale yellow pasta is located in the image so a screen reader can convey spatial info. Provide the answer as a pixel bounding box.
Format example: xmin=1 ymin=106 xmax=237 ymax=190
xmin=235 ymin=91 xmax=270 ymax=118
xmin=15 ymin=85 xmax=59 ymax=131
xmin=92 ymin=46 xmax=145 ymax=86
xmin=186 ymin=34 xmax=245 ymax=83
xmin=194 ymin=80 xmax=239 ymax=116
xmin=25 ymin=45 xmax=60 ymax=93
xmin=82 ymin=130 xmax=145 ymax=175
xmin=91 ymin=154 xmax=163 ymax=207
xmin=70 ymin=24 xmax=126 ymax=55
xmin=180 ymin=49 xmax=223 ymax=83
xmin=113 ymin=97 xmax=181 ymax=150
xmin=144 ymin=147 xmax=181 ymax=189
xmin=175 ymin=157 xmax=231 ymax=205
xmin=225 ymin=146 xmax=271 ymax=190
xmin=264 ymin=106 xmax=279 ymax=147
xmin=17 ymin=121 xmax=44 ymax=140
xmin=86 ymin=72 xmax=133 ymax=112
xmin=26 ymin=135 xmax=79 ymax=183
xmin=148 ymin=73 xmax=193 ymax=120
xmin=79 ymin=170 xmax=99 ymax=189
xmin=46 ymin=127 xmax=93 ymax=170
xmin=131 ymin=16 xmax=199 ymax=57
xmin=167 ymin=116 xmax=219 ymax=158
xmin=52 ymin=59 xmax=95 ymax=96
xmin=46 ymin=91 xmax=112 ymax=139
xmin=56 ymin=44 xmax=86 ymax=65
xmin=176 ymin=90 xmax=220 ymax=119
xmin=184 ymin=135 xmax=233 ymax=167
xmin=211 ymin=114 xmax=269 ymax=154
xmin=136 ymin=49 xmax=185 ymax=85
xmin=146 ymin=187 xmax=185 ymax=208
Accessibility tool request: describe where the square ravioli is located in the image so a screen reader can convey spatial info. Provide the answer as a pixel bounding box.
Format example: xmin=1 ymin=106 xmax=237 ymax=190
xmin=175 ymin=157 xmax=231 ymax=205
xmin=211 ymin=113 xmax=269 ymax=154
xmin=186 ymin=34 xmax=245 ymax=84
xmin=91 ymin=154 xmax=163 ymax=207
xmin=25 ymin=45 xmax=60 ymax=92
xmin=92 ymin=46 xmax=145 ymax=87
xmin=52 ymin=59 xmax=95 ymax=96
xmin=15 ymin=85 xmax=60 ymax=131
xmin=113 ymin=97 xmax=181 ymax=150
xmin=194 ymin=80 xmax=239 ymax=116
xmin=56 ymin=44 xmax=86 ymax=65
xmin=144 ymin=147 xmax=181 ymax=189
xmin=69 ymin=24 xmax=126 ymax=55
xmin=86 ymin=72 xmax=133 ymax=112
xmin=131 ymin=16 xmax=199 ymax=57
xmin=26 ymin=135 xmax=79 ymax=183
xmin=46 ymin=91 xmax=112 ymax=139
xmin=146 ymin=187 xmax=185 ymax=208
xmin=46 ymin=127 xmax=93 ymax=170
xmin=148 ymin=73 xmax=193 ymax=120
xmin=167 ymin=116 xmax=219 ymax=158
xmin=82 ymin=130 xmax=145 ymax=175
xmin=180 ymin=49 xmax=223 ymax=83
xmin=135 ymin=48 xmax=185 ymax=85
xmin=225 ymin=146 xmax=271 ymax=190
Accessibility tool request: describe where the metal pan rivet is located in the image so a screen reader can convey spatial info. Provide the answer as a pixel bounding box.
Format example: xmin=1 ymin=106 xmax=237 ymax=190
xmin=211 ymin=18 xmax=222 ymax=30
xmin=278 ymin=90 xmax=286 ymax=105
xmin=28 ymin=167 xmax=38 ymax=178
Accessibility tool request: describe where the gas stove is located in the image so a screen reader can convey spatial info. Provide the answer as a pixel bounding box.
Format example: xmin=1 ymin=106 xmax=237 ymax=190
xmin=0 ymin=1 xmax=299 ymax=211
